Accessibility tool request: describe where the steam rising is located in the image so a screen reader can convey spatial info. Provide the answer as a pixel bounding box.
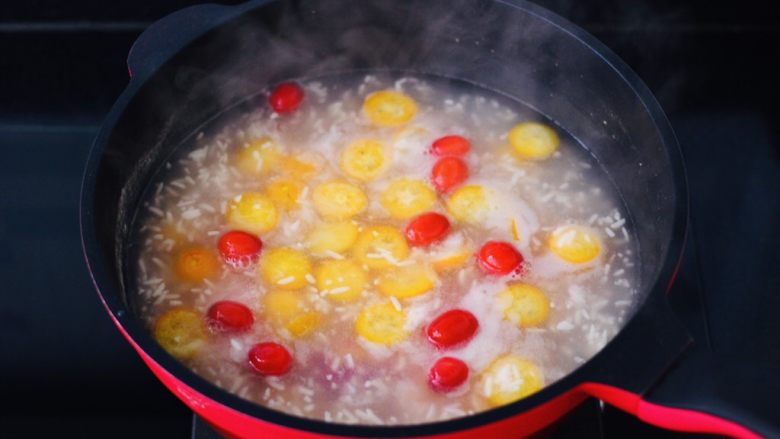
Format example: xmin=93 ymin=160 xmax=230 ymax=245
xmin=120 ymin=0 xmax=681 ymax=305
xmin=177 ymin=0 xmax=572 ymax=113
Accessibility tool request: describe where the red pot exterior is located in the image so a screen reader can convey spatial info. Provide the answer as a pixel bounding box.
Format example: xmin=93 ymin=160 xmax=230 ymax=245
xmin=581 ymin=384 xmax=761 ymax=439
xmin=114 ymin=314 xmax=583 ymax=437
xmin=106 ymin=308 xmax=759 ymax=439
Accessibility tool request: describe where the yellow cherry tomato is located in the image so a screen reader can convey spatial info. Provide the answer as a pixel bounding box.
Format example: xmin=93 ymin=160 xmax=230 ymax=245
xmin=260 ymin=248 xmax=312 ymax=289
xmin=380 ymin=178 xmax=436 ymax=220
xmin=153 ymin=308 xmax=208 ymax=360
xmin=355 ymin=302 xmax=408 ymax=345
xmin=363 ymin=90 xmax=417 ymax=127
xmin=446 ymin=185 xmax=488 ymax=224
xmin=281 ymin=155 xmax=317 ymax=179
xmin=509 ymin=122 xmax=560 ymax=161
xmin=286 ymin=312 xmax=323 ymax=338
xmin=267 ymin=179 xmax=304 ymax=211
xmin=262 ymin=291 xmax=322 ymax=339
xmin=315 ymin=259 xmax=367 ymax=302
xmin=480 ymin=355 xmax=544 ymax=407
xmin=263 ymin=290 xmax=304 ymax=323
xmin=432 ymin=250 xmax=471 ymax=272
xmin=498 ymin=284 xmax=551 ymax=328
xmin=235 ymin=137 xmax=283 ymax=175
xmin=226 ymin=192 xmax=279 ymax=235
xmin=312 ymin=181 xmax=368 ymax=220
xmin=377 ymin=265 xmax=436 ymax=299
xmin=352 ymin=225 xmax=410 ymax=270
xmin=340 ymin=139 xmax=388 ymax=181
xmin=548 ymin=225 xmax=601 ymax=264
xmin=173 ymin=246 xmax=219 ymax=283
xmin=306 ymin=221 xmax=360 ymax=254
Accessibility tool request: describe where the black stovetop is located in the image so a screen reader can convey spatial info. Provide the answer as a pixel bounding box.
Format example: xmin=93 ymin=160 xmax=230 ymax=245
xmin=1 ymin=1 xmax=778 ymax=437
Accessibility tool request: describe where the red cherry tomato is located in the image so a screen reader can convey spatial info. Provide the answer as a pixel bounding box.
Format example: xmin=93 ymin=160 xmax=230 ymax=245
xmin=405 ymin=212 xmax=451 ymax=247
xmin=426 ymin=309 xmax=479 ymax=349
xmin=431 ymin=157 xmax=469 ymax=193
xmin=207 ymin=301 xmax=254 ymax=333
xmin=218 ymin=231 xmax=263 ymax=269
xmin=477 ymin=241 xmax=524 ymax=275
xmin=431 ymin=135 xmax=471 ymax=156
xmin=269 ymin=82 xmax=304 ymax=114
xmin=248 ymin=342 xmax=292 ymax=376
xmin=428 ymin=357 xmax=469 ymax=392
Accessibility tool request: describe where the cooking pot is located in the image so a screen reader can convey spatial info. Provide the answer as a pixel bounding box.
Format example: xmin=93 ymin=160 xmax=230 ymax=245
xmin=80 ymin=0 xmax=765 ymax=437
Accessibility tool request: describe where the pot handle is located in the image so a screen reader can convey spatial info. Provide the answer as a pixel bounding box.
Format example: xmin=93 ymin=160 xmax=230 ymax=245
xmin=636 ymin=346 xmax=778 ymax=438
xmin=581 ymin=297 xmax=770 ymax=438
xmin=126 ymin=3 xmax=243 ymax=81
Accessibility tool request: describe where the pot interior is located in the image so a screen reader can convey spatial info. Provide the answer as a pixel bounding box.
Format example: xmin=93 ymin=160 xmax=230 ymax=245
xmin=92 ymin=0 xmax=679 ymax=312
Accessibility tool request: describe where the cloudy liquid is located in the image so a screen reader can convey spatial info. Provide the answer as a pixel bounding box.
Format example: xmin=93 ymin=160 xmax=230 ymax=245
xmin=129 ymin=73 xmax=638 ymax=424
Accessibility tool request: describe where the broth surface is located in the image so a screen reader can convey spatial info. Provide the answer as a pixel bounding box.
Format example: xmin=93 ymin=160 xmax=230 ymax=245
xmin=130 ymin=73 xmax=638 ymax=424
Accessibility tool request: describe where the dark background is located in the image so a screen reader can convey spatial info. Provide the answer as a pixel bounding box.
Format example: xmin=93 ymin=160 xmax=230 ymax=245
xmin=1 ymin=0 xmax=778 ymax=438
